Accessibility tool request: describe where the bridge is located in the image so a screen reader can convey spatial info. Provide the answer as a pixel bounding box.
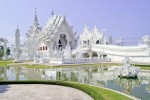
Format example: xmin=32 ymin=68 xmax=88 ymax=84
xmin=72 ymin=44 xmax=150 ymax=63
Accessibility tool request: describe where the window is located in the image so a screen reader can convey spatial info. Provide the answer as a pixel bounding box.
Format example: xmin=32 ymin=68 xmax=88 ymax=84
xmin=40 ymin=47 xmax=42 ymax=51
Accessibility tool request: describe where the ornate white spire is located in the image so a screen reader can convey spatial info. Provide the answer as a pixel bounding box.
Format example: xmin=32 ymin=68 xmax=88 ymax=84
xmin=14 ymin=26 xmax=21 ymax=62
xmin=34 ymin=8 xmax=39 ymax=28
xmin=93 ymin=25 xmax=98 ymax=33
xmin=84 ymin=21 xmax=88 ymax=32
xmin=16 ymin=25 xmax=20 ymax=33
xmin=15 ymin=26 xmax=20 ymax=48
xmin=51 ymin=10 xmax=54 ymax=16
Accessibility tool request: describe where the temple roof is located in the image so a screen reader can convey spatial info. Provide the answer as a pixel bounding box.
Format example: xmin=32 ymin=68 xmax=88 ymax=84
xmin=43 ymin=15 xmax=65 ymax=35
xmin=80 ymin=25 xmax=103 ymax=41
xmin=38 ymin=14 xmax=75 ymax=41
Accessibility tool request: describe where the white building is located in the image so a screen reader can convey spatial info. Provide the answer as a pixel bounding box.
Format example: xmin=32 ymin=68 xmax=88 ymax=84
xmin=25 ymin=9 xmax=76 ymax=61
xmin=14 ymin=9 xmax=150 ymax=64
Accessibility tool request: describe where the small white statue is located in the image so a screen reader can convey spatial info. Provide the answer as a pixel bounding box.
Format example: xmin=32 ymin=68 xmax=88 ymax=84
xmin=115 ymin=57 xmax=140 ymax=78
xmin=63 ymin=43 xmax=71 ymax=58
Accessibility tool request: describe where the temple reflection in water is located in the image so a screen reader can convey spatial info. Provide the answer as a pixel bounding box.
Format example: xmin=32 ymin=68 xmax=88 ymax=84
xmin=0 ymin=66 xmax=150 ymax=99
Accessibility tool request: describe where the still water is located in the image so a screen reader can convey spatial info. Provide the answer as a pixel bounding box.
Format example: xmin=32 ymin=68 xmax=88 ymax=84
xmin=0 ymin=66 xmax=150 ymax=100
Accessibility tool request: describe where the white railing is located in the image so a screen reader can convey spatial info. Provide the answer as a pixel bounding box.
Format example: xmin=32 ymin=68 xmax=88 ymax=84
xmin=62 ymin=58 xmax=111 ymax=64
xmin=36 ymin=57 xmax=111 ymax=64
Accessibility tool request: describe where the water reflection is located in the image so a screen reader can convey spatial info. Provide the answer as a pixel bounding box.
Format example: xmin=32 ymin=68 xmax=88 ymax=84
xmin=114 ymin=78 xmax=141 ymax=94
xmin=0 ymin=66 xmax=150 ymax=99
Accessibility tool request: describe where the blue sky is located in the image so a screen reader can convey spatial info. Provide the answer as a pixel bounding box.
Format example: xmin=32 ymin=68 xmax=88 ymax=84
xmin=0 ymin=0 xmax=150 ymax=45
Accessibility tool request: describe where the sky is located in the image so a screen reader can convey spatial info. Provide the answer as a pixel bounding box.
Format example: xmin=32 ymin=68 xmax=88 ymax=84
xmin=0 ymin=0 xmax=150 ymax=46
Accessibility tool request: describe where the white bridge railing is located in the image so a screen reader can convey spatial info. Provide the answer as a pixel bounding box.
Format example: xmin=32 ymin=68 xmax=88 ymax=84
xmin=49 ymin=58 xmax=111 ymax=64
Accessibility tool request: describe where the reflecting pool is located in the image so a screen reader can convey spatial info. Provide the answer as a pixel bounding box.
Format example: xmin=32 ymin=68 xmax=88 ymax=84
xmin=0 ymin=66 xmax=150 ymax=100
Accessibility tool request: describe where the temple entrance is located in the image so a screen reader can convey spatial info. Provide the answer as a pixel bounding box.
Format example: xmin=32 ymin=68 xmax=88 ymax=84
xmin=58 ymin=34 xmax=67 ymax=49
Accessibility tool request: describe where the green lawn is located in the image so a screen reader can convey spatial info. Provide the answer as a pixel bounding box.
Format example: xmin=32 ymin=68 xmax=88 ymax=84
xmin=0 ymin=60 xmax=13 ymax=67
xmin=0 ymin=80 xmax=132 ymax=100
xmin=135 ymin=64 xmax=150 ymax=70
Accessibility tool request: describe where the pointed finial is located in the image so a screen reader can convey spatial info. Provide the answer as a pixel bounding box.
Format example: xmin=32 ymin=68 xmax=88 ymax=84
xmin=94 ymin=25 xmax=98 ymax=32
xmin=35 ymin=8 xmax=37 ymax=16
xmin=51 ymin=10 xmax=54 ymax=16
xmin=34 ymin=8 xmax=39 ymax=27
xmin=84 ymin=21 xmax=88 ymax=32
xmin=16 ymin=25 xmax=19 ymax=31
xmin=15 ymin=25 xmax=20 ymax=35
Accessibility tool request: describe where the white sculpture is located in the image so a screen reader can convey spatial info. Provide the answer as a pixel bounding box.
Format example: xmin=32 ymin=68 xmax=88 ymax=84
xmin=64 ymin=43 xmax=71 ymax=58
xmin=45 ymin=69 xmax=56 ymax=80
xmin=115 ymin=57 xmax=140 ymax=78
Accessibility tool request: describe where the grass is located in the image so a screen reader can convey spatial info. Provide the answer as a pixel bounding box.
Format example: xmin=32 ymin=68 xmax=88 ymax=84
xmin=0 ymin=80 xmax=132 ymax=100
xmin=0 ymin=59 xmax=120 ymax=68
xmin=19 ymin=64 xmax=50 ymax=68
xmin=0 ymin=60 xmax=13 ymax=67
xmin=134 ymin=64 xmax=150 ymax=70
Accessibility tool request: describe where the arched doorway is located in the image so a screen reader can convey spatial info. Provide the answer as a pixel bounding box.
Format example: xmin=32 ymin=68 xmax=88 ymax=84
xmin=58 ymin=34 xmax=67 ymax=49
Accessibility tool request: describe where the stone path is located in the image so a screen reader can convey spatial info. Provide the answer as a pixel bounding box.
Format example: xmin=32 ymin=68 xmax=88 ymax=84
xmin=0 ymin=84 xmax=93 ymax=100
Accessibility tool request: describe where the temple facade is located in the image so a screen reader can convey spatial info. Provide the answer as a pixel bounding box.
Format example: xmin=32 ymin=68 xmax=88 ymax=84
xmin=25 ymin=9 xmax=76 ymax=60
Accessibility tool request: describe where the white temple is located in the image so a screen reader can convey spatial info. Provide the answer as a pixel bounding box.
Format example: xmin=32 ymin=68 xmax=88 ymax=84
xmin=14 ymin=9 xmax=150 ymax=64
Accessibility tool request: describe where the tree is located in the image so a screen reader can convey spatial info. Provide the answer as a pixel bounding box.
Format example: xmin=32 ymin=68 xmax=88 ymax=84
xmin=6 ymin=47 xmax=11 ymax=56
xmin=0 ymin=46 xmax=4 ymax=50
xmin=0 ymin=49 xmax=4 ymax=59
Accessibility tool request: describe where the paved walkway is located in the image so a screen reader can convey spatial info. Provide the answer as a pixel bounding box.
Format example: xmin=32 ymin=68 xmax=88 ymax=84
xmin=0 ymin=84 xmax=93 ymax=100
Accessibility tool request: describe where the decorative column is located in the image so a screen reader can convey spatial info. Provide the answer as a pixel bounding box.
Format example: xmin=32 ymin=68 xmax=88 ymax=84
xmin=64 ymin=43 xmax=71 ymax=59
xmin=98 ymin=52 xmax=100 ymax=58
xmin=3 ymin=38 xmax=8 ymax=60
xmin=89 ymin=52 xmax=92 ymax=58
